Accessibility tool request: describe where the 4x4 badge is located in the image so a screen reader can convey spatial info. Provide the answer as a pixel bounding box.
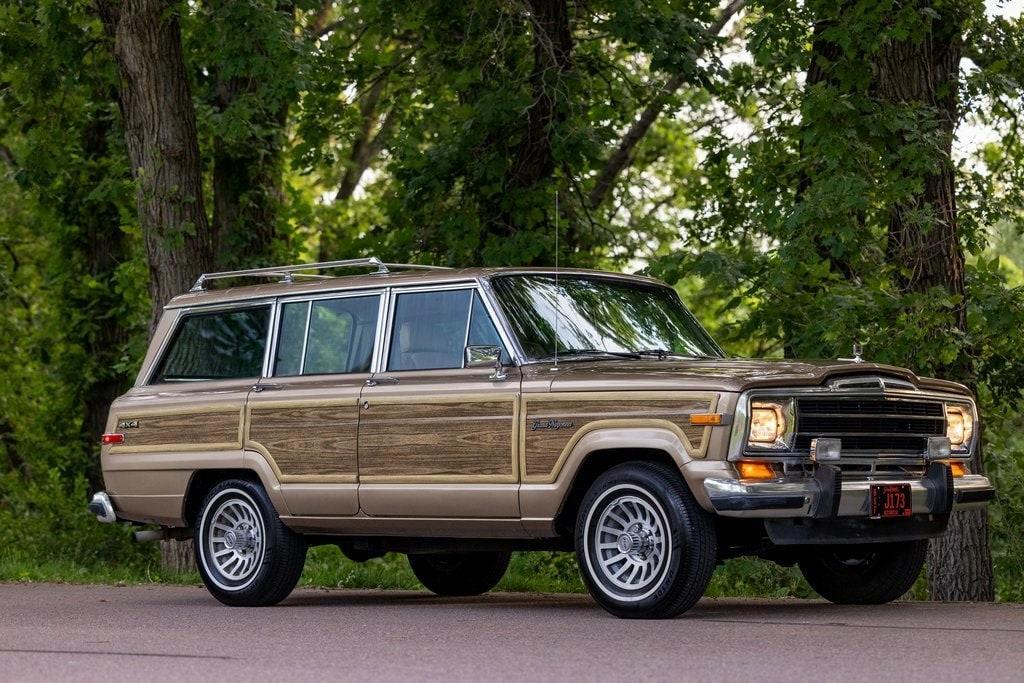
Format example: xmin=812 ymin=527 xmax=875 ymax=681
xmin=117 ymin=419 xmax=140 ymax=430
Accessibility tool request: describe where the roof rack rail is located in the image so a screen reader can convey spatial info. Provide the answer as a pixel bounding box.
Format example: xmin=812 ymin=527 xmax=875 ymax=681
xmin=189 ymin=257 xmax=451 ymax=292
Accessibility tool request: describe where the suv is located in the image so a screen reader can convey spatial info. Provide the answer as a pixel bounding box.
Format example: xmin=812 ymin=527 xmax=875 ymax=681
xmin=89 ymin=258 xmax=994 ymax=618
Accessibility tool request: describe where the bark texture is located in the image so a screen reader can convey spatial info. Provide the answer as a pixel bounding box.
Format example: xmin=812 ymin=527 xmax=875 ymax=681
xmin=872 ymin=1 xmax=993 ymax=601
xmin=508 ymin=0 xmax=574 ymax=195
xmin=97 ymin=0 xmax=214 ymax=572
xmin=74 ymin=108 xmax=134 ymax=489
xmin=97 ymin=0 xmax=214 ymax=333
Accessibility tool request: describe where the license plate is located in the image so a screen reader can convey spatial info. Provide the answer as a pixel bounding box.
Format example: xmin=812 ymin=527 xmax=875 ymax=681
xmin=870 ymin=483 xmax=912 ymax=518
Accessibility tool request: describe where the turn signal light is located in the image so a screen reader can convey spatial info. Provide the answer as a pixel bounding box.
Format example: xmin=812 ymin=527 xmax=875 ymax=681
xmin=689 ymin=413 xmax=724 ymax=426
xmin=101 ymin=433 xmax=124 ymax=445
xmin=737 ymin=461 xmax=775 ymax=480
xmin=949 ymin=462 xmax=968 ymax=478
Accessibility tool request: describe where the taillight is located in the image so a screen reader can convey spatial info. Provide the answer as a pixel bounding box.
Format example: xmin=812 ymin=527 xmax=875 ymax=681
xmin=101 ymin=433 xmax=125 ymax=445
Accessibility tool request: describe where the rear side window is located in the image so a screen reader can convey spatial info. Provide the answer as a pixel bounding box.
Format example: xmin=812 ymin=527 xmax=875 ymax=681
xmin=152 ymin=306 xmax=270 ymax=383
xmin=273 ymin=295 xmax=380 ymax=376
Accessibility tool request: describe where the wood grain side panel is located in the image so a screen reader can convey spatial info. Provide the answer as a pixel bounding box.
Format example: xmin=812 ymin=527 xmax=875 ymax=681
xmin=523 ymin=398 xmax=713 ymax=478
xmin=248 ymin=404 xmax=359 ymax=477
xmin=114 ymin=408 xmax=241 ymax=450
xmin=359 ymin=400 xmax=515 ymax=478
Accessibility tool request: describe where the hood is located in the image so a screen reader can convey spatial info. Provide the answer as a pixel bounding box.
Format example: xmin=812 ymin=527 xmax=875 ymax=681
xmin=533 ymin=357 xmax=970 ymax=395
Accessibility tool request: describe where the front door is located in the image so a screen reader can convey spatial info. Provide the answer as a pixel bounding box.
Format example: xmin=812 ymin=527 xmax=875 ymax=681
xmin=245 ymin=290 xmax=384 ymax=517
xmin=358 ymin=285 xmax=521 ymax=518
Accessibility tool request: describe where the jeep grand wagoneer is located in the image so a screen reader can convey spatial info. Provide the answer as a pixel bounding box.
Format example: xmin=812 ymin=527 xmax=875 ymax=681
xmin=89 ymin=258 xmax=994 ymax=618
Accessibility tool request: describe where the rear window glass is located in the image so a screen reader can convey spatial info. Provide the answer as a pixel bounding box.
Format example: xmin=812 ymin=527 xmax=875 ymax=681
xmin=152 ymin=306 xmax=270 ymax=383
xmin=273 ymin=295 xmax=380 ymax=376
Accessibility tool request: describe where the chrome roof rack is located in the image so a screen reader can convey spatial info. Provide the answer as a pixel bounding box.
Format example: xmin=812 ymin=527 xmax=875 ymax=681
xmin=189 ymin=257 xmax=451 ymax=292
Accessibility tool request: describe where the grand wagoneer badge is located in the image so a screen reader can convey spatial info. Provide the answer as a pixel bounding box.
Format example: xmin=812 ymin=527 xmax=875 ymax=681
xmin=530 ymin=418 xmax=575 ymax=431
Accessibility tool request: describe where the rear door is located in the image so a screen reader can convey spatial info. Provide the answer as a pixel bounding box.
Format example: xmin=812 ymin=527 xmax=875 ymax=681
xmin=357 ymin=284 xmax=521 ymax=518
xmin=245 ymin=290 xmax=385 ymax=517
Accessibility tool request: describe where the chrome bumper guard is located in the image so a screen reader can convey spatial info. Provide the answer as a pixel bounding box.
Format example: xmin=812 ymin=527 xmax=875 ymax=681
xmin=703 ymin=469 xmax=994 ymax=520
xmin=88 ymin=491 xmax=117 ymax=524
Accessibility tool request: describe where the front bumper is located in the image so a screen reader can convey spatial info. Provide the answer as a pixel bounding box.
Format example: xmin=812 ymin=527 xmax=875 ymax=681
xmin=703 ymin=469 xmax=994 ymax=520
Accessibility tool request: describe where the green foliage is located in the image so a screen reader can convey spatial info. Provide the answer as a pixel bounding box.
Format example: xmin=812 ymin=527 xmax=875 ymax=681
xmin=1 ymin=0 xmax=1023 ymax=601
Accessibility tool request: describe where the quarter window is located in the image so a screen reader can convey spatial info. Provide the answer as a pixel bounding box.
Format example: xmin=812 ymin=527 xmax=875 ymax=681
xmin=387 ymin=289 xmax=507 ymax=371
xmin=152 ymin=306 xmax=270 ymax=383
xmin=273 ymin=295 xmax=380 ymax=376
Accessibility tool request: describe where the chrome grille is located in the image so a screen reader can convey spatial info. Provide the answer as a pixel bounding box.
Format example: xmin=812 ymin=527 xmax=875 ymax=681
xmin=795 ymin=397 xmax=945 ymax=454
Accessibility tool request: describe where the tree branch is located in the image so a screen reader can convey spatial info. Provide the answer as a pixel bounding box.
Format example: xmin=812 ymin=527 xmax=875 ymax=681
xmin=0 ymin=143 xmax=15 ymax=170
xmin=587 ymin=0 xmax=747 ymax=209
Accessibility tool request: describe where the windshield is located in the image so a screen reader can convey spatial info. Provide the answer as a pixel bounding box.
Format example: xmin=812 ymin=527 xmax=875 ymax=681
xmin=491 ymin=274 xmax=723 ymax=362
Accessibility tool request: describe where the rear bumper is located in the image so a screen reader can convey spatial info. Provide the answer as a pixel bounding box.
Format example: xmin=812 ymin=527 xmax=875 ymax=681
xmin=88 ymin=491 xmax=117 ymax=524
xmin=703 ymin=470 xmax=993 ymax=520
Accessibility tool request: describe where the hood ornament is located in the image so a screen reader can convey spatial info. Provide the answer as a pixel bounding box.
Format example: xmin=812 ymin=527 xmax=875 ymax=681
xmin=839 ymin=341 xmax=864 ymax=364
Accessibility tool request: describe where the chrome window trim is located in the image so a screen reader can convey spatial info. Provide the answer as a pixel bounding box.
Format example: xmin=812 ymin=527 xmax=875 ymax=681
xmin=144 ymin=298 xmax=276 ymax=386
xmin=461 ymin=292 xmax=475 ymax=365
xmin=297 ymin=301 xmax=314 ymax=375
xmin=476 ymin=276 xmax=526 ymax=365
xmin=727 ymin=385 xmax=979 ymax=462
xmin=267 ymin=289 xmax=386 ymax=379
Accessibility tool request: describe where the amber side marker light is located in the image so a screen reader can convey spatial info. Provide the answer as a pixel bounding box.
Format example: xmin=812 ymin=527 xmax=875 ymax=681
xmin=737 ymin=461 xmax=775 ymax=480
xmin=948 ymin=462 xmax=968 ymax=478
xmin=101 ymin=433 xmax=124 ymax=445
xmin=689 ymin=413 xmax=724 ymax=426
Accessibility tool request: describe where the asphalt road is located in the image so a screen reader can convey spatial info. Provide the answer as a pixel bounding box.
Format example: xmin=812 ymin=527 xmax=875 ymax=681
xmin=1 ymin=584 xmax=1022 ymax=682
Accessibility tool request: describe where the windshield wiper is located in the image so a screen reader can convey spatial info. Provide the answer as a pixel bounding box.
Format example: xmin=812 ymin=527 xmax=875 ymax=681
xmin=543 ymin=348 xmax=641 ymax=361
xmin=634 ymin=349 xmax=670 ymax=359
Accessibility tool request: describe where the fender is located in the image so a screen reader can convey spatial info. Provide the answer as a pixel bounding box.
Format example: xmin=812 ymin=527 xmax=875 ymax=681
xmin=519 ymin=424 xmax=695 ymax=528
xmin=102 ymin=448 xmax=292 ymax=526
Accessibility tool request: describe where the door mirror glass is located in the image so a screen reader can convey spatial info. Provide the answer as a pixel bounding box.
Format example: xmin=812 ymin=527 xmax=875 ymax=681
xmin=464 ymin=345 xmax=502 ymax=368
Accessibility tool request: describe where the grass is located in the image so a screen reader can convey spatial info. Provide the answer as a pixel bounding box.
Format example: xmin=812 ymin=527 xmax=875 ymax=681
xmin=0 ymin=544 xmax=834 ymax=599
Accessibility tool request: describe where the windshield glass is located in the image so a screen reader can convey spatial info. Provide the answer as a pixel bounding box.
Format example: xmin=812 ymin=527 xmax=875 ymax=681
xmin=491 ymin=274 xmax=723 ymax=361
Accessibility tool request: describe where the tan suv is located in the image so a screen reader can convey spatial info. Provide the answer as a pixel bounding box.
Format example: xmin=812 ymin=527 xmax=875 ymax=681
xmin=89 ymin=258 xmax=994 ymax=617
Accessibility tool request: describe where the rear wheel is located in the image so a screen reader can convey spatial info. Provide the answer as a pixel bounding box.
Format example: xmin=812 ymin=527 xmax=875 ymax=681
xmin=407 ymin=551 xmax=511 ymax=596
xmin=798 ymin=540 xmax=927 ymax=605
xmin=195 ymin=479 xmax=307 ymax=606
xmin=575 ymin=462 xmax=717 ymax=619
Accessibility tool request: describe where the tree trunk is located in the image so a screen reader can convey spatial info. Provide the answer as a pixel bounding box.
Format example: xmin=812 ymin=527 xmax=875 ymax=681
xmin=872 ymin=0 xmax=993 ymax=601
xmin=97 ymin=0 xmax=214 ymax=573
xmin=477 ymin=0 xmax=573 ymax=254
xmin=75 ymin=105 xmax=134 ymax=490
xmin=210 ymin=0 xmax=296 ymax=269
xmin=96 ymin=0 xmax=215 ymax=334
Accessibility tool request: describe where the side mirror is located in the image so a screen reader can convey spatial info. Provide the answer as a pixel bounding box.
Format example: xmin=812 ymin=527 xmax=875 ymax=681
xmin=464 ymin=345 xmax=508 ymax=381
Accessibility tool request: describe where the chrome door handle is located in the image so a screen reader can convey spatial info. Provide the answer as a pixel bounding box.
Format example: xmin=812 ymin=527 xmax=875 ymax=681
xmin=252 ymin=383 xmax=283 ymax=393
xmin=364 ymin=376 xmax=400 ymax=387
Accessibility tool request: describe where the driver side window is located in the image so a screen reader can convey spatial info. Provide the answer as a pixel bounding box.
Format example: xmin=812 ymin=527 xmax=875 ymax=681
xmin=387 ymin=289 xmax=507 ymax=371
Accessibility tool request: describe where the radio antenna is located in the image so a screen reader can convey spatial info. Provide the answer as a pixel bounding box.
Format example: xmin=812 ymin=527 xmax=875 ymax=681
xmin=553 ymin=190 xmax=559 ymax=370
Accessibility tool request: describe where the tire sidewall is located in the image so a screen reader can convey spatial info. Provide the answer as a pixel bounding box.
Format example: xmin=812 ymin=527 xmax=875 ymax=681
xmin=194 ymin=479 xmax=295 ymax=604
xmin=575 ymin=464 xmax=711 ymax=616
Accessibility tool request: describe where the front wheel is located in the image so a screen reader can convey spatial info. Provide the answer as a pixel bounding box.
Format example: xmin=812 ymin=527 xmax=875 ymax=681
xmin=575 ymin=462 xmax=717 ymax=619
xmin=195 ymin=479 xmax=307 ymax=606
xmin=408 ymin=551 xmax=511 ymax=596
xmin=798 ymin=540 xmax=927 ymax=605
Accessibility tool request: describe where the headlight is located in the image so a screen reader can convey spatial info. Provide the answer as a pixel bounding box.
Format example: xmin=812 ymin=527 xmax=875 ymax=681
xmin=945 ymin=404 xmax=975 ymax=452
xmin=747 ymin=399 xmax=795 ymax=450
